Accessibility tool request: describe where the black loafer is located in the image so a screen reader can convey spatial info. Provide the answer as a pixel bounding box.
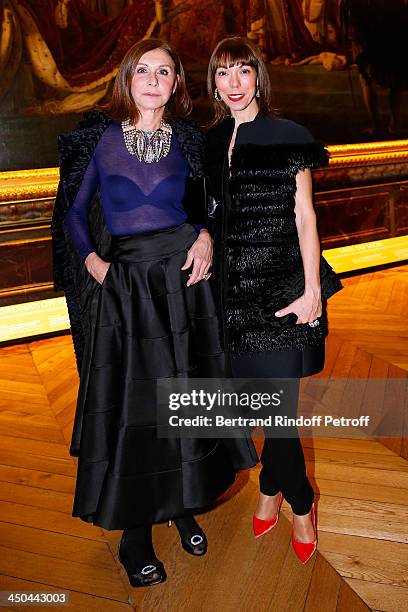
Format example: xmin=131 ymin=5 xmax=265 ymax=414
xmin=172 ymin=516 xmax=208 ymax=556
xmin=118 ymin=542 xmax=167 ymax=587
xmin=180 ymin=531 xmax=208 ymax=556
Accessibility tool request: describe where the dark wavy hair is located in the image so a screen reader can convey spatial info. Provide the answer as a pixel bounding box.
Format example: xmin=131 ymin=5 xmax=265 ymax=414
xmin=100 ymin=39 xmax=192 ymax=123
xmin=207 ymin=36 xmax=276 ymax=127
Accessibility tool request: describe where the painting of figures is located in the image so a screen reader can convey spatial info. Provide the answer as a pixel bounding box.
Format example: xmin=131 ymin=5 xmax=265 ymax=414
xmin=1 ymin=0 xmax=407 ymax=170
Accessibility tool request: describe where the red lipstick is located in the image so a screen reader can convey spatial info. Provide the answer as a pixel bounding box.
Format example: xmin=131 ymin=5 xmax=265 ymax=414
xmin=227 ymin=94 xmax=245 ymax=102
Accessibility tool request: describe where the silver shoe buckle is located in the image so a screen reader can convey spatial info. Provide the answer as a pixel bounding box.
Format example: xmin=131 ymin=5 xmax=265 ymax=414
xmin=141 ymin=564 xmax=157 ymax=575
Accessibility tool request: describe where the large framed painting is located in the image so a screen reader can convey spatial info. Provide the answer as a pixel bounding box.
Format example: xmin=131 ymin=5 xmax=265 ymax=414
xmin=0 ymin=0 xmax=407 ymax=318
xmin=1 ymin=0 xmax=407 ymax=171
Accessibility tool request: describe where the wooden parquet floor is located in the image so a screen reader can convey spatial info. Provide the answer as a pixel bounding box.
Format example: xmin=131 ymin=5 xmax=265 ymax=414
xmin=0 ymin=265 xmax=407 ymax=612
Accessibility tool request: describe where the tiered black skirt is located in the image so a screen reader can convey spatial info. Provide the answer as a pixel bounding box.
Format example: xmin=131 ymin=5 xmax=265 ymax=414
xmin=70 ymin=223 xmax=257 ymax=530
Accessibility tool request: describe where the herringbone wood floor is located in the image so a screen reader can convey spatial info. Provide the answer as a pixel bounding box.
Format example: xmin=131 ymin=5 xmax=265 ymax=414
xmin=0 ymin=265 xmax=407 ymax=611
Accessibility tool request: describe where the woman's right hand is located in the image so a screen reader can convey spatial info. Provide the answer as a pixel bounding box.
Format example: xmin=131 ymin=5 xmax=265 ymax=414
xmin=84 ymin=252 xmax=111 ymax=285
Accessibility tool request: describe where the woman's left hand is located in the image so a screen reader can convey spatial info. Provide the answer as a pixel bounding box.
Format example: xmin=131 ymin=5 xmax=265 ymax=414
xmin=181 ymin=229 xmax=213 ymax=286
xmin=275 ymin=290 xmax=322 ymax=324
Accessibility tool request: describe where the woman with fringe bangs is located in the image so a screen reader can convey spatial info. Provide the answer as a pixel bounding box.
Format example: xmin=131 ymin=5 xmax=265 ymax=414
xmin=205 ymin=36 xmax=343 ymax=564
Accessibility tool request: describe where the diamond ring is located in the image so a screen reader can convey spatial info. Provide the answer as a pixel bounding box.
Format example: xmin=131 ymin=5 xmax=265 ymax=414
xmin=308 ymin=319 xmax=320 ymax=327
xmin=203 ymin=273 xmax=212 ymax=281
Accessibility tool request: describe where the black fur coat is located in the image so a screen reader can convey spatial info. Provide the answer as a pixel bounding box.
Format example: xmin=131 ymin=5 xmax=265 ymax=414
xmin=205 ymin=115 xmax=343 ymax=359
xmin=51 ymin=110 xmax=208 ymax=374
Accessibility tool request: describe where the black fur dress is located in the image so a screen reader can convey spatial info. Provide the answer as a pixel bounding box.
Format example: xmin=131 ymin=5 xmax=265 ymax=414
xmin=205 ymin=113 xmax=343 ymax=377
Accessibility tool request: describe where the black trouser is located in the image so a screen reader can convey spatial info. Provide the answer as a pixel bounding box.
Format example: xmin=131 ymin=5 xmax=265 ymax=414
xmin=230 ymin=349 xmax=316 ymax=515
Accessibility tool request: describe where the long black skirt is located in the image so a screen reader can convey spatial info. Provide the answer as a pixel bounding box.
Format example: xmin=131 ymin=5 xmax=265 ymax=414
xmin=70 ymin=223 xmax=257 ymax=530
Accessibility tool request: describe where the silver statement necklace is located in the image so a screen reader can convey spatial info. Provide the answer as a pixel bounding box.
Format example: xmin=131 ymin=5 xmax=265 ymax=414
xmin=121 ymin=118 xmax=172 ymax=163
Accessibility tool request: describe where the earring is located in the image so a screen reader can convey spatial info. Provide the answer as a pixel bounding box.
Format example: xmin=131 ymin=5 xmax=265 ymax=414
xmin=214 ymin=88 xmax=221 ymax=101
xmin=256 ymin=79 xmax=260 ymax=98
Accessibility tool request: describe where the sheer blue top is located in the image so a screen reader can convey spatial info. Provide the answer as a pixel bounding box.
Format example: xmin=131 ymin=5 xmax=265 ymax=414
xmin=65 ymin=121 xmax=200 ymax=260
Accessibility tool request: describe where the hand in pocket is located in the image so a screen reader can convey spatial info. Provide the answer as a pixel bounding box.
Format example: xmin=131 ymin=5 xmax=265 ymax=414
xmin=85 ymin=252 xmax=112 ymax=285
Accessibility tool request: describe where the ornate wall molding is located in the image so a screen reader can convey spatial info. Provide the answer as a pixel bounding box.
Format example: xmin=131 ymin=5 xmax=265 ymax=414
xmin=0 ymin=140 xmax=407 ymax=306
xmin=1 ymin=141 xmax=408 ymax=205
xmin=0 ymin=168 xmax=59 ymax=204
xmin=328 ymin=140 xmax=408 ymax=165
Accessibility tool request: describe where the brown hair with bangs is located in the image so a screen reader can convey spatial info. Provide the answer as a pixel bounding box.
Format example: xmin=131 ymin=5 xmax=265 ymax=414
xmin=100 ymin=38 xmax=192 ymax=123
xmin=207 ymin=36 xmax=275 ymax=127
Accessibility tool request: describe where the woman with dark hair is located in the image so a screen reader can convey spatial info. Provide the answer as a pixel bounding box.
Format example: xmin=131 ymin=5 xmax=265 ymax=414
xmin=51 ymin=38 xmax=257 ymax=588
xmin=205 ymin=36 xmax=342 ymax=563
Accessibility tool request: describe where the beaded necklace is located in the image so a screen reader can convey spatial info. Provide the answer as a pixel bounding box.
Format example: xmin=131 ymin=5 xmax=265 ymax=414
xmin=121 ymin=118 xmax=172 ymax=163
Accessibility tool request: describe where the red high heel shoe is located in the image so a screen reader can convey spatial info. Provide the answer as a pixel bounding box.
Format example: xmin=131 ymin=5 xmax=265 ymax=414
xmin=292 ymin=502 xmax=317 ymax=563
xmin=253 ymin=492 xmax=283 ymax=538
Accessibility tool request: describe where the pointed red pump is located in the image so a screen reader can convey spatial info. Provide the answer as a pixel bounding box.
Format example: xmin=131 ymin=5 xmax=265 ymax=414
xmin=292 ymin=502 xmax=317 ymax=563
xmin=253 ymin=492 xmax=283 ymax=538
